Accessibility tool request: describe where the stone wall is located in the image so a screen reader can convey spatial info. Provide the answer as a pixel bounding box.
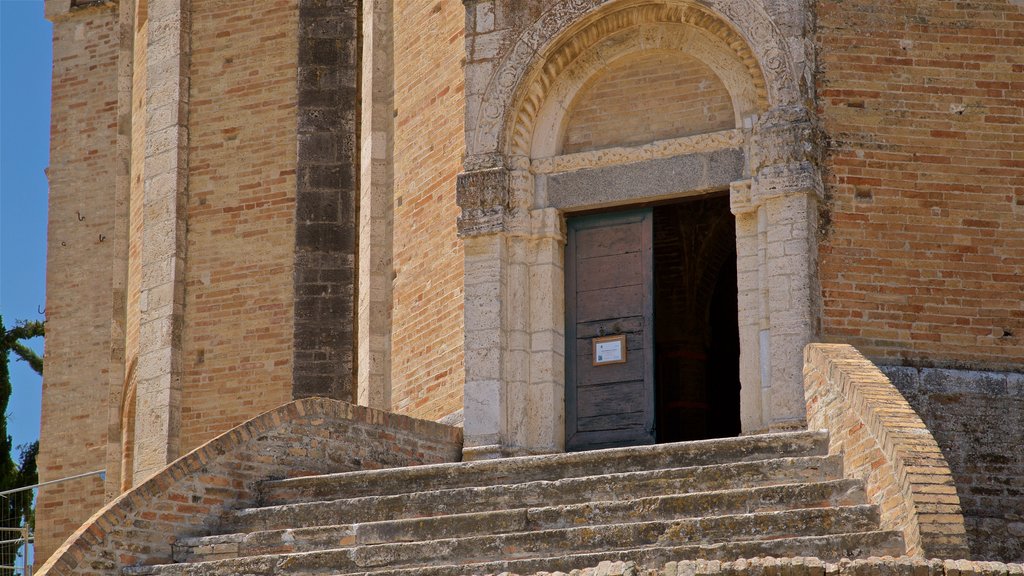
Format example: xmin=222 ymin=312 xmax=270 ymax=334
xmin=37 ymin=398 xmax=463 ymax=576
xmin=883 ymin=366 xmax=1024 ymax=563
xmin=390 ymin=0 xmax=466 ymax=420
xmin=38 ymin=0 xmax=120 ymax=564
xmin=803 ymin=344 xmax=969 ymax=559
xmin=292 ymin=0 xmax=360 ymax=401
xmin=817 ymin=0 xmax=1024 ymax=371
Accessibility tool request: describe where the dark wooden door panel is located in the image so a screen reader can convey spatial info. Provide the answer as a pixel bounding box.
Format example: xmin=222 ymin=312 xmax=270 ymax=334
xmin=576 ymin=285 xmax=645 ymax=322
xmin=577 ymin=380 xmax=646 ymax=417
xmin=575 ymin=223 xmax=643 ymax=259
xmin=566 ymin=209 xmax=655 ymax=452
xmin=578 ymin=410 xmax=647 ymax=432
xmin=575 ymin=252 xmax=643 ymax=291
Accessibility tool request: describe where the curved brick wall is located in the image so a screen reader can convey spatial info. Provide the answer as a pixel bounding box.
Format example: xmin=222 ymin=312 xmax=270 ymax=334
xmin=37 ymin=398 xmax=462 ymax=576
xmin=803 ymin=344 xmax=969 ymax=559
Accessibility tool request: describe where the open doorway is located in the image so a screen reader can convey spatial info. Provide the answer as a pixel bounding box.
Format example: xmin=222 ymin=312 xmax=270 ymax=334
xmin=564 ymin=194 xmax=740 ymax=451
xmin=653 ymin=195 xmax=741 ymax=443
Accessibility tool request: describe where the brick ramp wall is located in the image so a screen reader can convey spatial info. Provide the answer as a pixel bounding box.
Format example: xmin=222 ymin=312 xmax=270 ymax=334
xmin=37 ymin=398 xmax=463 ymax=576
xmin=803 ymin=344 xmax=969 ymax=559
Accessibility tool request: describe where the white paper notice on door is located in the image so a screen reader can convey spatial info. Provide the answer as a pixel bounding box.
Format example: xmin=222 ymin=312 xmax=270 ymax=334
xmin=593 ymin=335 xmax=627 ymax=366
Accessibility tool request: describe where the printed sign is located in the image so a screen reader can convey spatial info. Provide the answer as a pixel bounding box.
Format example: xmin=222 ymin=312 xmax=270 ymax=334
xmin=593 ymin=335 xmax=627 ymax=366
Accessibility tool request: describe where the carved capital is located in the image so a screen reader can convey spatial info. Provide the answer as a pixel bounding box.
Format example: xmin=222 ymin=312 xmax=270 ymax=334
xmin=457 ymin=167 xmax=511 ymax=237
xmin=750 ymin=105 xmax=824 ymax=173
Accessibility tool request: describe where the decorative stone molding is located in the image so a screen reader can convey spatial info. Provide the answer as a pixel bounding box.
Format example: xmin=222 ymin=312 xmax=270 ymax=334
xmin=457 ymin=167 xmax=512 ymax=236
xmin=531 ymin=130 xmax=745 ymax=175
xmin=804 ymin=343 xmax=971 ymax=559
xmin=750 ymin=104 xmax=824 ymax=174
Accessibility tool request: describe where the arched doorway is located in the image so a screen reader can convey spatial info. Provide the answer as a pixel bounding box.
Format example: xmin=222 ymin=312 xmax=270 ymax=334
xmin=458 ymin=0 xmax=821 ymax=459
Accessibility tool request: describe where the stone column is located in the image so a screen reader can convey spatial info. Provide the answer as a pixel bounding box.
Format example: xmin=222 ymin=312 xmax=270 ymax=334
xmin=459 ymin=166 xmax=513 ymax=459
xmin=134 ymin=0 xmax=190 ymax=482
xmin=747 ymin=105 xmax=824 ymax=430
xmin=358 ymin=0 xmax=395 ymax=410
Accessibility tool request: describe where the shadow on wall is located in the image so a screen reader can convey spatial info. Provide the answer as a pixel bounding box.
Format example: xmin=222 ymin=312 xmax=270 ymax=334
xmin=883 ymin=366 xmax=1024 ymax=563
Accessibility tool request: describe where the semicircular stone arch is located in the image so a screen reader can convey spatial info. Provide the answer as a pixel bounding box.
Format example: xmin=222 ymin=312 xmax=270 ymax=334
xmin=467 ymin=0 xmax=798 ymax=160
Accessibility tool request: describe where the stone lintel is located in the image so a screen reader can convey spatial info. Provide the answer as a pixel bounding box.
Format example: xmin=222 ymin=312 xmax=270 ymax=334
xmin=547 ymin=148 xmax=745 ymax=211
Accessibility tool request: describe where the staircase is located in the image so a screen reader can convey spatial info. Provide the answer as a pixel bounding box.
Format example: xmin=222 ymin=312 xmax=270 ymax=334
xmin=126 ymin=430 xmax=905 ymax=576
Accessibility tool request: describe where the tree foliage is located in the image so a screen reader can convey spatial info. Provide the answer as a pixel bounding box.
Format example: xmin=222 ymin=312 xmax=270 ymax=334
xmin=0 ymin=315 xmax=42 ymax=571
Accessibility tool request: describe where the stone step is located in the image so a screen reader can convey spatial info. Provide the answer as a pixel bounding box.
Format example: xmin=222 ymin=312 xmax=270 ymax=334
xmin=259 ymin=430 xmax=828 ymax=505
xmin=128 ymin=530 xmax=906 ymax=576
xmin=232 ymin=450 xmax=839 ymax=532
xmin=231 ymin=454 xmax=843 ymax=532
xmin=179 ymin=479 xmax=866 ymax=563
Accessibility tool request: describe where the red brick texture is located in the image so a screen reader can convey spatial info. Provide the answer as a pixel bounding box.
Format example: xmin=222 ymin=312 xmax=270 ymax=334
xmin=804 ymin=344 xmax=969 ymax=559
xmin=181 ymin=0 xmax=300 ymax=451
xmin=563 ymin=52 xmax=734 ymax=154
xmin=37 ymin=4 xmax=120 ymax=565
xmin=36 ymin=398 xmax=463 ymax=576
xmin=390 ymin=0 xmax=466 ymax=420
xmin=817 ymin=0 xmax=1024 ymax=371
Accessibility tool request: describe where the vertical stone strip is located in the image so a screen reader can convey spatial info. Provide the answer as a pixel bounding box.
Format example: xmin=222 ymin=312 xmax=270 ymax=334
xmin=133 ymin=0 xmax=190 ymax=482
xmin=357 ymin=0 xmax=394 ymax=410
xmin=730 ymin=180 xmax=765 ymax=433
xmin=293 ymin=0 xmax=360 ymax=400
xmin=747 ymin=105 xmax=823 ymax=430
xmin=104 ymin=0 xmax=135 ymax=499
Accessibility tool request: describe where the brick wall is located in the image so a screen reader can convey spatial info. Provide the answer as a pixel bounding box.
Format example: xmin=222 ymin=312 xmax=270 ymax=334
xmin=37 ymin=398 xmax=463 ymax=576
xmin=817 ymin=0 xmax=1024 ymax=371
xmin=884 ymin=366 xmax=1024 ymax=562
xmin=803 ymin=344 xmax=969 ymax=559
xmin=390 ymin=0 xmax=465 ymax=420
xmin=563 ymin=52 xmax=734 ymax=154
xmin=180 ymin=0 xmax=299 ymax=452
xmin=37 ymin=3 xmax=120 ymax=564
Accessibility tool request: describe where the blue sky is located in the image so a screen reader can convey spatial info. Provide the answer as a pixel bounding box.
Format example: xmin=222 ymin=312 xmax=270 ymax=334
xmin=0 ymin=0 xmax=51 ymax=455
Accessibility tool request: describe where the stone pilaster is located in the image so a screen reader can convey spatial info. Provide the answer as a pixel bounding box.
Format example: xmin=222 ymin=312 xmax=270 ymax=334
xmin=743 ymin=105 xmax=824 ymax=430
xmin=133 ymin=0 xmax=190 ymax=482
xmin=459 ymin=162 xmax=565 ymax=458
xmin=357 ymin=0 xmax=395 ymax=410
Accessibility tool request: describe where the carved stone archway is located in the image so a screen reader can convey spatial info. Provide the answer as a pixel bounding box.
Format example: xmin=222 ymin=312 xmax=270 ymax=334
xmin=458 ymin=0 xmax=822 ymax=459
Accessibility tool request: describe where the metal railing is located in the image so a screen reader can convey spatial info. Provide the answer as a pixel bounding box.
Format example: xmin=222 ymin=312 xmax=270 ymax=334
xmin=0 ymin=470 xmax=105 ymax=576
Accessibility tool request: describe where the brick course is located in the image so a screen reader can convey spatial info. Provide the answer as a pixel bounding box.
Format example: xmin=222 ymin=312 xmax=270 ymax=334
xmin=563 ymin=52 xmax=734 ymax=154
xmin=817 ymin=0 xmax=1024 ymax=371
xmin=181 ymin=0 xmax=299 ymax=451
xmin=37 ymin=3 xmax=120 ymax=564
xmin=390 ymin=0 xmax=466 ymax=420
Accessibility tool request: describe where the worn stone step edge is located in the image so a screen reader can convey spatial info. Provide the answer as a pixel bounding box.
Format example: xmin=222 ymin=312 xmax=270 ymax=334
xmin=163 ymin=505 xmax=883 ymax=572
xmin=124 ymin=530 xmax=907 ymax=576
xmin=236 ymin=454 xmax=844 ymax=531
xmin=260 ymin=430 xmax=829 ymax=502
xmin=180 ymin=479 xmax=867 ymax=563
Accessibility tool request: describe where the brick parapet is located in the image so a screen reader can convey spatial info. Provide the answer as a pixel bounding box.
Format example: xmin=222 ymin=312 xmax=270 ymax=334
xmin=803 ymin=344 xmax=969 ymax=559
xmin=36 ymin=398 xmax=463 ymax=575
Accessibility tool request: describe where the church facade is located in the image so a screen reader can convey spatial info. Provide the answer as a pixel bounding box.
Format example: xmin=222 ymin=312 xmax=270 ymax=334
xmin=39 ymin=0 xmax=1022 ymax=567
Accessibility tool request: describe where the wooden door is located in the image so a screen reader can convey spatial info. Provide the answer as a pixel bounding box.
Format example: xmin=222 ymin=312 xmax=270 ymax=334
xmin=565 ymin=209 xmax=655 ymax=451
